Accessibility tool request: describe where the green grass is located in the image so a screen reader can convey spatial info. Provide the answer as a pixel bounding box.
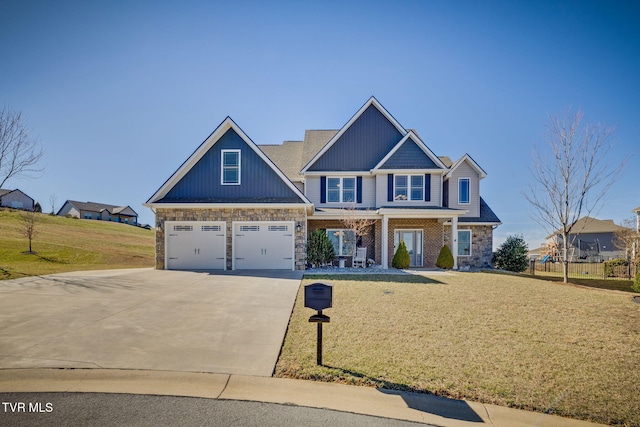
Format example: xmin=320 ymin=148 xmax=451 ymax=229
xmin=0 ymin=209 xmax=154 ymax=279
xmin=276 ymin=272 xmax=640 ymax=426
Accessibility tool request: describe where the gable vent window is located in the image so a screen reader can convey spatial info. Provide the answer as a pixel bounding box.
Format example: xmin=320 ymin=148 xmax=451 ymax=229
xmin=221 ymin=149 xmax=241 ymax=185
xmin=174 ymin=225 xmax=193 ymax=232
xmin=240 ymin=225 xmax=259 ymax=232
xmin=201 ymin=225 xmax=221 ymax=232
xmin=268 ymin=225 xmax=288 ymax=232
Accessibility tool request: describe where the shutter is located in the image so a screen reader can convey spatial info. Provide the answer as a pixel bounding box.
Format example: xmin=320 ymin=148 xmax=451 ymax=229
xmin=356 ymin=176 xmax=362 ymax=204
xmin=320 ymin=176 xmax=326 ymax=203
xmin=424 ymin=174 xmax=431 ymax=201
xmin=387 ymin=174 xmax=394 ymax=202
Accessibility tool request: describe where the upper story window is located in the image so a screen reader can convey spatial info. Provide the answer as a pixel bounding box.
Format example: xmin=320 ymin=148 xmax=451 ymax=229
xmin=458 ymin=178 xmax=470 ymax=204
xmin=221 ymin=150 xmax=241 ymax=185
xmin=327 ymin=177 xmax=356 ymax=203
xmin=395 ymin=175 xmax=424 ymax=201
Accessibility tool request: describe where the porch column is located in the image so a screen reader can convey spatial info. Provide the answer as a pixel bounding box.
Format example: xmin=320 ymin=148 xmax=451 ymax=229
xmin=382 ymin=215 xmax=389 ymax=269
xmin=451 ymin=216 xmax=458 ymax=270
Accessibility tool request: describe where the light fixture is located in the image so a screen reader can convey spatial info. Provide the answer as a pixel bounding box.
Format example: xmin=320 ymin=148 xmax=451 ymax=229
xmin=296 ymin=222 xmax=302 ymax=233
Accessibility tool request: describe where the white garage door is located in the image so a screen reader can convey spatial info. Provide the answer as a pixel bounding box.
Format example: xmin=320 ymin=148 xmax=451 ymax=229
xmin=165 ymin=221 xmax=226 ymax=270
xmin=233 ymin=222 xmax=294 ymax=270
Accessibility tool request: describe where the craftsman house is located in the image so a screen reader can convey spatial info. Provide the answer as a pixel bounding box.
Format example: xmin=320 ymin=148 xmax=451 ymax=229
xmin=145 ymin=97 xmax=500 ymax=271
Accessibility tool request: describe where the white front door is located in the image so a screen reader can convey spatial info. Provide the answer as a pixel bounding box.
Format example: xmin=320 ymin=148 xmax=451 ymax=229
xmin=165 ymin=221 xmax=226 ymax=270
xmin=233 ymin=222 xmax=294 ymax=270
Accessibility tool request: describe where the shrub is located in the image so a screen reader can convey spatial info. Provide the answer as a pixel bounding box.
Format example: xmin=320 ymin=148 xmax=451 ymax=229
xmin=392 ymin=240 xmax=411 ymax=269
xmin=436 ymin=245 xmax=454 ymax=269
xmin=604 ymin=258 xmax=628 ymax=277
xmin=633 ymin=271 xmax=640 ymax=293
xmin=306 ymin=229 xmax=335 ymax=268
xmin=493 ymin=234 xmax=529 ymax=272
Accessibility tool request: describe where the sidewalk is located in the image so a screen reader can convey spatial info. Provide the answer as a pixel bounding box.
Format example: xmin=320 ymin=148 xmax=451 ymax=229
xmin=0 ymin=369 xmax=605 ymax=427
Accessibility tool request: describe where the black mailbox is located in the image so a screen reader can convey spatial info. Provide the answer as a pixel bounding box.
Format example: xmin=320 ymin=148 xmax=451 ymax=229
xmin=304 ymin=282 xmax=333 ymax=311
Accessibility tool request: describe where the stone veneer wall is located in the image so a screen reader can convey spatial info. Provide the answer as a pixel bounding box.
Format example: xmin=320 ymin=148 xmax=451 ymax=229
xmin=154 ymin=207 xmax=307 ymax=270
xmin=444 ymin=224 xmax=494 ymax=268
xmin=387 ymin=219 xmax=443 ymax=268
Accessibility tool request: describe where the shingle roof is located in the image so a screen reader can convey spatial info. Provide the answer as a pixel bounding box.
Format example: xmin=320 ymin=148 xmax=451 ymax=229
xmin=64 ymin=200 xmax=138 ymax=216
xmin=633 ymin=206 xmax=640 ymax=213
xmin=0 ymin=189 xmax=12 ymax=197
xmin=458 ymin=197 xmax=501 ymax=223
xmin=549 ymin=216 xmax=624 ymax=237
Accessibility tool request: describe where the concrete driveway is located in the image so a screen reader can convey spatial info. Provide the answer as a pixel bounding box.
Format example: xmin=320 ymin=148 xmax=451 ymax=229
xmin=0 ymin=268 xmax=302 ymax=376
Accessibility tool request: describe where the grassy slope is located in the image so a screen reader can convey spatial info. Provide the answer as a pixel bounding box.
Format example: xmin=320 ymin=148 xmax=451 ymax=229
xmin=276 ymin=272 xmax=640 ymax=426
xmin=0 ymin=209 xmax=154 ymax=279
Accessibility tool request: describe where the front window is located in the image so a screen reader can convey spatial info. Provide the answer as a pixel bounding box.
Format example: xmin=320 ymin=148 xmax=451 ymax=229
xmin=221 ymin=150 xmax=241 ymax=185
xmin=326 ymin=177 xmax=356 ymax=203
xmin=459 ymin=178 xmax=470 ymax=204
xmin=327 ymin=229 xmax=356 ymax=256
xmin=395 ymin=175 xmax=423 ymax=201
xmin=458 ymin=230 xmax=471 ymax=256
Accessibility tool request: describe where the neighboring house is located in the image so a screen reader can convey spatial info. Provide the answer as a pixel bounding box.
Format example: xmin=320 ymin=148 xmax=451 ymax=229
xmin=545 ymin=216 xmax=626 ymax=261
xmin=145 ymin=97 xmax=501 ymax=271
xmin=57 ymin=200 xmax=138 ymax=225
xmin=0 ymin=188 xmax=34 ymax=211
xmin=633 ymin=205 xmax=640 ymax=232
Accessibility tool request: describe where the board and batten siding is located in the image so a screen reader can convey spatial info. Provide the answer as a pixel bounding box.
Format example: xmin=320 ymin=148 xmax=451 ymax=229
xmin=305 ymin=175 xmax=375 ymax=208
xmin=375 ymin=173 xmax=442 ymax=208
xmin=447 ymin=161 xmax=480 ymax=217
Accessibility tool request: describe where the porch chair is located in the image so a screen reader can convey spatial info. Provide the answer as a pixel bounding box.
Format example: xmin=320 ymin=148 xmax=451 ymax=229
xmin=352 ymin=247 xmax=367 ymax=268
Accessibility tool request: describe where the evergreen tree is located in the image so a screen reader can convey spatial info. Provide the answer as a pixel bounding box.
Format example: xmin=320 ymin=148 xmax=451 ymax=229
xmin=436 ymin=245 xmax=454 ymax=269
xmin=392 ymin=240 xmax=411 ymax=269
xmin=306 ymin=229 xmax=335 ymax=267
xmin=493 ymin=235 xmax=529 ymax=272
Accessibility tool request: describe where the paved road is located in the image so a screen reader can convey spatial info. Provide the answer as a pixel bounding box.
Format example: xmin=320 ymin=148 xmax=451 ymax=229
xmin=0 ymin=393 xmax=434 ymax=427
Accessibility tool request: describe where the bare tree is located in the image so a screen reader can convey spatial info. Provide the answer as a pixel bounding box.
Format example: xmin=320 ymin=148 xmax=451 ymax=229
xmin=340 ymin=204 xmax=376 ymax=256
xmin=613 ymin=217 xmax=640 ymax=265
xmin=49 ymin=193 xmax=58 ymax=215
xmin=19 ymin=210 xmax=40 ymax=253
xmin=524 ymin=109 xmax=625 ymax=283
xmin=0 ymin=108 xmax=44 ymax=188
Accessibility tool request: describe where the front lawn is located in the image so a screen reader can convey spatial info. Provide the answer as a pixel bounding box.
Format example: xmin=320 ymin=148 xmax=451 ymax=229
xmin=275 ymin=272 xmax=640 ymax=426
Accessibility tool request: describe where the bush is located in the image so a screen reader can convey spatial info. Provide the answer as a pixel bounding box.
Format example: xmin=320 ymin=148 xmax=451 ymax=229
xmin=436 ymin=245 xmax=454 ymax=269
xmin=604 ymin=258 xmax=628 ymax=277
xmin=493 ymin=235 xmax=529 ymax=272
xmin=633 ymin=271 xmax=640 ymax=293
xmin=306 ymin=229 xmax=335 ymax=268
xmin=392 ymin=240 xmax=411 ymax=269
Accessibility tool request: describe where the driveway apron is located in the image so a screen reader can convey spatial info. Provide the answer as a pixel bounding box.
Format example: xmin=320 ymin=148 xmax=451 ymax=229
xmin=0 ymin=269 xmax=302 ymax=376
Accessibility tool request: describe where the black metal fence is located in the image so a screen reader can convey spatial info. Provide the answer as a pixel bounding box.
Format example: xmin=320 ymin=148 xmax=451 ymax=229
xmin=529 ymin=260 xmax=637 ymax=280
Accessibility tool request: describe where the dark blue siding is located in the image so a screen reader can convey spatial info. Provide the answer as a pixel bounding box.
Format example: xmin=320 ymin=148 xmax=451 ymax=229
xmin=379 ymin=137 xmax=441 ymax=169
xmin=307 ymin=105 xmax=403 ymax=171
xmin=161 ymin=129 xmax=303 ymax=203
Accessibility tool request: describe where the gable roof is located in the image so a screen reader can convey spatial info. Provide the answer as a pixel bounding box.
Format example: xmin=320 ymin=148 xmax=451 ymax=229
xmin=548 ymin=216 xmax=625 ymax=238
xmin=633 ymin=206 xmax=640 ymax=213
xmin=373 ymin=131 xmax=447 ymax=170
xmin=0 ymin=188 xmax=34 ymax=203
xmin=445 ymin=154 xmax=487 ymax=179
xmin=0 ymin=189 xmax=11 ymax=197
xmin=301 ymin=96 xmax=407 ymax=173
xmin=59 ymin=200 xmax=138 ymax=216
xmin=146 ymin=117 xmax=311 ymax=206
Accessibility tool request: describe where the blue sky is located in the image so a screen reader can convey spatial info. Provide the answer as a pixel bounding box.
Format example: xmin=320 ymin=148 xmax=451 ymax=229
xmin=1 ymin=0 xmax=638 ymax=249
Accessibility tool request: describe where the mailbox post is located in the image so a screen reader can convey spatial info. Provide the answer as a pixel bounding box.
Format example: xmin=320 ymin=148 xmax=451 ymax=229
xmin=304 ymin=282 xmax=333 ymax=366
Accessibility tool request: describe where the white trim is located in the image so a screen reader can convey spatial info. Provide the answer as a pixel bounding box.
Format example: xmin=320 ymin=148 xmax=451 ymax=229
xmin=371 ymin=169 xmax=444 ymax=175
xmin=304 ymin=171 xmax=370 ymax=176
xmin=458 ymin=177 xmax=471 ymax=205
xmin=372 ymin=131 xmax=447 ymax=170
xmin=301 ymin=96 xmax=408 ymax=173
xmin=446 ymin=154 xmax=487 ymax=179
xmin=393 ymin=174 xmax=425 ymax=202
xmin=457 ymin=229 xmax=472 ymax=257
xmin=326 ymin=176 xmax=357 ymax=203
xmin=146 ymin=117 xmax=311 ymax=205
xmin=221 ymin=149 xmax=241 ymax=185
